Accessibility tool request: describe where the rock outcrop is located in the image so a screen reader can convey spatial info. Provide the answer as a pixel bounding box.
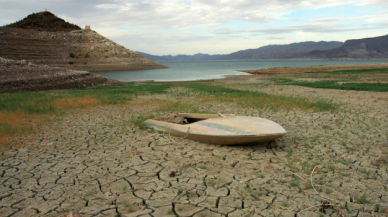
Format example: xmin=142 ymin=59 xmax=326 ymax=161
xmin=0 ymin=12 xmax=167 ymax=71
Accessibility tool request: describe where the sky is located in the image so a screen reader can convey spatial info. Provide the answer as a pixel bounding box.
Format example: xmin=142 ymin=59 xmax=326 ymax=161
xmin=0 ymin=0 xmax=388 ymax=55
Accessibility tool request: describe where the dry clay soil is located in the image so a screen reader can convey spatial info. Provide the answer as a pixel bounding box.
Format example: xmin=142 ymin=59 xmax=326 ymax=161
xmin=1 ymin=75 xmax=388 ymax=217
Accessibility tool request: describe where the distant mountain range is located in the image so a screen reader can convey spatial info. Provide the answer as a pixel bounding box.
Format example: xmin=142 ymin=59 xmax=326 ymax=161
xmin=137 ymin=34 xmax=388 ymax=61
xmin=137 ymin=41 xmax=343 ymax=61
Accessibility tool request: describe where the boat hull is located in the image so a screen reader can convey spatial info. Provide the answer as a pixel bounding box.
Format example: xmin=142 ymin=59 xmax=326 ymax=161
xmin=143 ymin=114 xmax=286 ymax=145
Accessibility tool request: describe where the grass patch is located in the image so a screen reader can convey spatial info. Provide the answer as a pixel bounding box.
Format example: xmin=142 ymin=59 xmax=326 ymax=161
xmin=0 ymin=83 xmax=171 ymax=148
xmin=123 ymin=200 xmax=135 ymax=212
xmin=272 ymin=68 xmax=388 ymax=92
xmin=167 ymin=208 xmax=174 ymax=215
xmin=180 ymin=83 xmax=336 ymax=111
xmin=355 ymin=193 xmax=370 ymax=204
xmin=305 ymin=68 xmax=388 ymax=75
xmin=276 ymin=80 xmax=388 ymax=92
xmin=199 ymin=164 xmax=207 ymax=170
xmin=207 ymin=179 xmax=216 ymax=187
xmin=289 ymin=180 xmax=300 ymax=188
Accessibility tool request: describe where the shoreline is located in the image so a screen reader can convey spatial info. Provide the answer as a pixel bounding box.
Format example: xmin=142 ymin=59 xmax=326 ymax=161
xmin=138 ymin=79 xmax=217 ymax=84
xmin=2 ymin=59 xmax=388 ymax=92
xmin=238 ymin=62 xmax=388 ymax=75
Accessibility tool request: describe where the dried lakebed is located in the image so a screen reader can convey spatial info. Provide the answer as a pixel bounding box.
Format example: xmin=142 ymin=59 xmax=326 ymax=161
xmin=1 ymin=84 xmax=388 ymax=217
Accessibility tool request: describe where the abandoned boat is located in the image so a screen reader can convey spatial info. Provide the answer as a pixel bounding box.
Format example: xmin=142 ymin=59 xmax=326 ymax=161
xmin=143 ymin=113 xmax=286 ymax=145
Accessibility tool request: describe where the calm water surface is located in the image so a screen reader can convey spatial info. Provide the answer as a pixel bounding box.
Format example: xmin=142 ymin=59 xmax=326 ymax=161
xmin=94 ymin=60 xmax=388 ymax=82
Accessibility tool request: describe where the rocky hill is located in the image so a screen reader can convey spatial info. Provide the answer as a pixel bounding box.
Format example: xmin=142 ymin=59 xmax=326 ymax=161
xmin=6 ymin=11 xmax=81 ymax=32
xmin=137 ymin=41 xmax=343 ymax=61
xmin=0 ymin=12 xmax=167 ymax=71
xmin=308 ymin=34 xmax=388 ymax=59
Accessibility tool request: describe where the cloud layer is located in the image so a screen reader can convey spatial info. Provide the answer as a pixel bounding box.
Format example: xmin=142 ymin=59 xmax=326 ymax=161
xmin=0 ymin=0 xmax=387 ymax=55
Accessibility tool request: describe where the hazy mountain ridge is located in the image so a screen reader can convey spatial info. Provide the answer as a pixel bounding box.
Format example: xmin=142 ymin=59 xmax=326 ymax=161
xmin=137 ymin=41 xmax=344 ymax=61
xmin=139 ymin=34 xmax=388 ymax=61
xmin=224 ymin=41 xmax=343 ymax=60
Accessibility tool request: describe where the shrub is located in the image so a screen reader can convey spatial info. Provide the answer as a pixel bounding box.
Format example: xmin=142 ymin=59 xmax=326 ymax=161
xmin=355 ymin=193 xmax=369 ymax=204
xmin=289 ymin=180 xmax=300 ymax=188
xmin=84 ymin=53 xmax=90 ymax=58
xmin=69 ymin=53 xmax=75 ymax=58
xmin=68 ymin=61 xmax=74 ymax=65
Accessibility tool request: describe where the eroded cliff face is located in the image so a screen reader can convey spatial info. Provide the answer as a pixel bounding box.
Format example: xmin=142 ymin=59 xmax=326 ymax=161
xmin=0 ymin=27 xmax=167 ymax=71
xmin=308 ymin=34 xmax=388 ymax=59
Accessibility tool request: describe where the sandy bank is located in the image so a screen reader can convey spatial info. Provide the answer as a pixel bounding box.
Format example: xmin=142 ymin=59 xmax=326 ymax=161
xmin=238 ymin=62 xmax=388 ymax=75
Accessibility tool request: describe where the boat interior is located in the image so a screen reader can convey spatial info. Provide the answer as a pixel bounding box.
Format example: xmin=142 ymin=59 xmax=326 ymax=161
xmin=152 ymin=113 xmax=232 ymax=125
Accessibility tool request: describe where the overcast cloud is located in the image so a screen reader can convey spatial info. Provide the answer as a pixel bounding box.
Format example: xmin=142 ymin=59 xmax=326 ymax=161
xmin=0 ymin=0 xmax=387 ymax=55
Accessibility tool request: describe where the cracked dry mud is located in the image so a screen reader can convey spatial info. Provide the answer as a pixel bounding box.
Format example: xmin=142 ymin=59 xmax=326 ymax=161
xmin=1 ymin=83 xmax=388 ymax=217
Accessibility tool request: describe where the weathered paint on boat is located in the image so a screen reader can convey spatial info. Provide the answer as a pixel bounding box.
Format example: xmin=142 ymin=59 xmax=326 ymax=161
xmin=143 ymin=113 xmax=286 ymax=145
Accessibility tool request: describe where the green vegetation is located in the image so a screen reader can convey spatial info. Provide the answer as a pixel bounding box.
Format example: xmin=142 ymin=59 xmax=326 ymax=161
xmin=272 ymin=68 xmax=388 ymax=92
xmin=276 ymin=80 xmax=388 ymax=92
xmin=123 ymin=200 xmax=135 ymax=212
xmin=355 ymin=193 xmax=370 ymax=204
xmin=0 ymin=83 xmax=171 ymax=144
xmin=84 ymin=190 xmax=96 ymax=196
xmin=199 ymin=164 xmax=208 ymax=170
xmin=253 ymin=190 xmax=267 ymax=198
xmin=0 ymin=83 xmax=169 ymax=115
xmin=306 ymin=68 xmax=388 ymax=75
xmin=207 ymin=179 xmax=216 ymax=187
xmin=167 ymin=208 xmax=174 ymax=215
xmin=289 ymin=180 xmax=300 ymax=188
xmin=68 ymin=61 xmax=74 ymax=65
xmin=181 ymin=83 xmax=336 ymax=111
xmin=84 ymin=53 xmax=90 ymax=58
xmin=282 ymin=201 xmax=289 ymax=207
xmin=69 ymin=52 xmax=75 ymax=58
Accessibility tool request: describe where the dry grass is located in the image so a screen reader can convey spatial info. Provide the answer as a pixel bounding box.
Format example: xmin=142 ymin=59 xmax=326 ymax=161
xmin=1 ymin=96 xmax=116 ymax=149
xmin=126 ymin=99 xmax=174 ymax=107
xmin=0 ymin=98 xmax=177 ymax=149
xmin=52 ymin=96 xmax=100 ymax=109
xmin=0 ymin=111 xmax=42 ymax=150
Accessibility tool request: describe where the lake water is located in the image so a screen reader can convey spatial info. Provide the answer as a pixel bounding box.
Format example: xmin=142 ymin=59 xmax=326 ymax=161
xmin=94 ymin=59 xmax=388 ymax=82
